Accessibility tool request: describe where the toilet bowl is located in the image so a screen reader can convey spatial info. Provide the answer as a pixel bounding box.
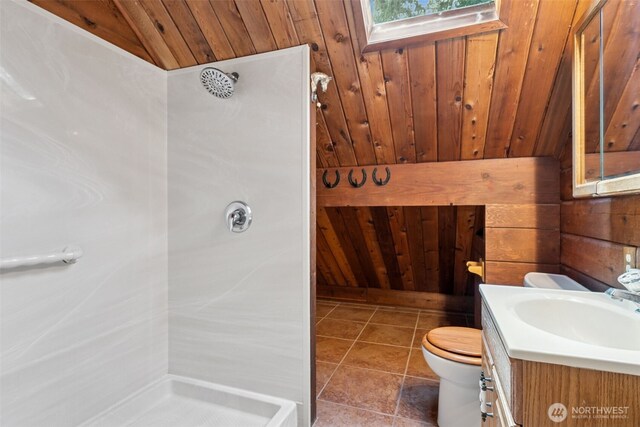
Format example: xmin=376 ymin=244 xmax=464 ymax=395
xmin=421 ymin=326 xmax=482 ymax=427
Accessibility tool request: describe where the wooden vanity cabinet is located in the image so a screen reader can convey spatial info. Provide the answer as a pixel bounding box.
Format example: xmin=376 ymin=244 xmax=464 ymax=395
xmin=481 ymin=302 xmax=640 ymax=427
xmin=481 ymin=302 xmax=520 ymax=427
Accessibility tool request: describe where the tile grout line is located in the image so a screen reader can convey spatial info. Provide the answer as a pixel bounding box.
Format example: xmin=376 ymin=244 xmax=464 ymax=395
xmin=316 ymin=335 xmax=416 ymax=350
xmin=316 ymin=302 xmax=380 ymax=399
xmin=315 ymin=398 xmax=397 ymax=421
xmin=393 ymin=308 xmax=421 ymax=418
xmin=318 ymin=361 xmax=430 ymax=379
xmin=318 ymin=303 xmax=338 ymax=320
xmin=314 ymin=302 xmax=341 ymax=399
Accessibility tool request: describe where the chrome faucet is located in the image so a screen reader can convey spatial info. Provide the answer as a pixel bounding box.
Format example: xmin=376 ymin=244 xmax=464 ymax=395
xmin=605 ymin=288 xmax=640 ymax=312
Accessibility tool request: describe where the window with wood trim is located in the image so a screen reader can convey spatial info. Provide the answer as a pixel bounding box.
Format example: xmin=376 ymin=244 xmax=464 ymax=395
xmin=352 ymin=0 xmax=507 ymax=51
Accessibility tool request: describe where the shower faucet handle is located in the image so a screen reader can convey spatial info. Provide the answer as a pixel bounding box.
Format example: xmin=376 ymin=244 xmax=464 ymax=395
xmin=225 ymin=201 xmax=252 ymax=233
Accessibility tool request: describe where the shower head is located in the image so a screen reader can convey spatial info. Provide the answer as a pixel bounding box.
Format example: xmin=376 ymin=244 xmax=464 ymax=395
xmin=200 ymin=67 xmax=239 ymax=99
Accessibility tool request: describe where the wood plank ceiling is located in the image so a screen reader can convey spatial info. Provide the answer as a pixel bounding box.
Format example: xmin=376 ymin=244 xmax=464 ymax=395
xmin=32 ymin=0 xmax=589 ymax=300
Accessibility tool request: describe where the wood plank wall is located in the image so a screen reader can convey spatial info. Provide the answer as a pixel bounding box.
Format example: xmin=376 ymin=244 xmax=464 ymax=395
xmin=317 ymin=158 xmax=560 ymax=313
xmin=485 ymin=204 xmax=560 ymax=285
xmin=317 ymin=205 xmax=482 ymax=313
xmin=559 ymin=148 xmax=640 ymax=291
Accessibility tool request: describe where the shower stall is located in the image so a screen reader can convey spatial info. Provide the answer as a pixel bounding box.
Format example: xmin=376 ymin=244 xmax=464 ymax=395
xmin=0 ymin=1 xmax=312 ymax=426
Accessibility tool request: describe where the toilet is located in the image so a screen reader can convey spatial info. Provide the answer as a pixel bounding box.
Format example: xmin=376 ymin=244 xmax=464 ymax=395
xmin=523 ymin=272 xmax=589 ymax=291
xmin=421 ymin=273 xmax=589 ymax=427
xmin=421 ymin=326 xmax=482 ymax=427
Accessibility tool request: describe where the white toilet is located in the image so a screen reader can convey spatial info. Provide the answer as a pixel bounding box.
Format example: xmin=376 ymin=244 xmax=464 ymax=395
xmin=421 ymin=273 xmax=589 ymax=427
xmin=523 ymin=272 xmax=589 ymax=291
xmin=421 ymin=326 xmax=482 ymax=427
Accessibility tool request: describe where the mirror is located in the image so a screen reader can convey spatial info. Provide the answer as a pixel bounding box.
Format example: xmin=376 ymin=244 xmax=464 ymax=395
xmin=573 ymin=0 xmax=640 ymax=197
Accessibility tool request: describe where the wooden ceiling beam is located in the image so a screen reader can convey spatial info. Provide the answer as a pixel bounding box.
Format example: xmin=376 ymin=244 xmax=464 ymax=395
xmin=317 ymin=157 xmax=560 ymax=206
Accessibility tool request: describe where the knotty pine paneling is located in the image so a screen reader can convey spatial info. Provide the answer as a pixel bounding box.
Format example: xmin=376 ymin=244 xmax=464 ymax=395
xmin=560 ymin=164 xmax=640 ymax=289
xmin=561 ymin=233 xmax=631 ymax=286
xmin=484 ymin=203 xmax=561 ymax=286
xmin=485 ymin=204 xmax=560 ymax=229
xmin=317 ymin=206 xmax=484 ymax=302
xmin=485 ymin=228 xmax=560 ymax=264
xmin=34 ymin=0 xmax=585 ymax=166
xmin=29 ymin=0 xmax=154 ymax=63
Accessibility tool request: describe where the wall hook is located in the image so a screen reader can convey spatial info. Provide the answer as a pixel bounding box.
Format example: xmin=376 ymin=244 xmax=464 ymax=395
xmin=322 ymin=170 xmax=340 ymax=188
xmin=311 ymin=72 xmax=332 ymax=108
xmin=348 ymin=168 xmax=367 ymax=188
xmin=372 ymin=167 xmax=391 ymax=186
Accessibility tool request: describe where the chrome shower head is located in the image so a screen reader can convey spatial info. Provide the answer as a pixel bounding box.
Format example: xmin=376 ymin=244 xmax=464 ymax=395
xmin=200 ymin=67 xmax=239 ymax=99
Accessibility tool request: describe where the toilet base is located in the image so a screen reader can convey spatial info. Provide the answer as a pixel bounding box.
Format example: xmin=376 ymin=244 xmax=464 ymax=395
xmin=437 ymin=377 xmax=480 ymax=427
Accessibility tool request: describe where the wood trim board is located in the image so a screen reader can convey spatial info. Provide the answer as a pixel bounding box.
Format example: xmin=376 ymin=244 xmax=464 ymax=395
xmin=317 ymin=157 xmax=560 ymax=207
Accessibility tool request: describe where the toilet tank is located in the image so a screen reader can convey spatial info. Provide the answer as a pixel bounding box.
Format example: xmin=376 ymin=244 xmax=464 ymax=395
xmin=523 ymin=272 xmax=589 ymax=291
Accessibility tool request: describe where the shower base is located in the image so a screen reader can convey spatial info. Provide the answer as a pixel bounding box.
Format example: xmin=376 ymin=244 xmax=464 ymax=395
xmin=81 ymin=374 xmax=297 ymax=427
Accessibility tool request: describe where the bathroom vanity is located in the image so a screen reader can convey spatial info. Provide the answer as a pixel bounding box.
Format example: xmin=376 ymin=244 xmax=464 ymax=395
xmin=480 ymin=285 xmax=640 ymax=427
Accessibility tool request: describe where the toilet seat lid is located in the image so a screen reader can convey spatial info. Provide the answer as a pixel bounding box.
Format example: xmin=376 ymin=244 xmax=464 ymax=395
xmin=422 ymin=327 xmax=482 ymax=365
xmin=427 ymin=327 xmax=482 ymax=357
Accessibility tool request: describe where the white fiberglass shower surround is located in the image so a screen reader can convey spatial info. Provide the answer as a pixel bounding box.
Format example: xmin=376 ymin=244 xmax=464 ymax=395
xmin=0 ymin=1 xmax=312 ymax=426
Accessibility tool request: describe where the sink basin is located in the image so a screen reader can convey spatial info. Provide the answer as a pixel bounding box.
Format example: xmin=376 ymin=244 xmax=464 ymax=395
xmin=512 ymin=295 xmax=640 ymax=351
xmin=480 ymin=284 xmax=640 ymax=376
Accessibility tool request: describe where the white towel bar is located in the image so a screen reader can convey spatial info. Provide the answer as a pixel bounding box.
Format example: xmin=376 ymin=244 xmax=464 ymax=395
xmin=0 ymin=246 xmax=83 ymax=270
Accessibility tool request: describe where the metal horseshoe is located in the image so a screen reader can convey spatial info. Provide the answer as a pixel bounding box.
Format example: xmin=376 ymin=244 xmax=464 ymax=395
xmin=372 ymin=167 xmax=391 ymax=186
xmin=322 ymin=170 xmax=340 ymax=189
xmin=348 ymin=168 xmax=367 ymax=188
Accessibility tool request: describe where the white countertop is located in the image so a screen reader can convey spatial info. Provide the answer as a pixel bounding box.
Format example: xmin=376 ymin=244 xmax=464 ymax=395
xmin=480 ymin=284 xmax=640 ymax=376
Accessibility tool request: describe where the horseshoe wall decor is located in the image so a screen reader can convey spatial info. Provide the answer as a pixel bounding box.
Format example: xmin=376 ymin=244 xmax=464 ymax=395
xmin=322 ymin=170 xmax=340 ymax=188
xmin=372 ymin=167 xmax=391 ymax=186
xmin=348 ymin=168 xmax=367 ymax=188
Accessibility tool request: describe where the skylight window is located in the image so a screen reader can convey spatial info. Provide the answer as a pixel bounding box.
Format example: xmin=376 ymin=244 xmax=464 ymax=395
xmin=353 ymin=0 xmax=506 ymax=51
xmin=370 ymin=0 xmax=493 ymax=24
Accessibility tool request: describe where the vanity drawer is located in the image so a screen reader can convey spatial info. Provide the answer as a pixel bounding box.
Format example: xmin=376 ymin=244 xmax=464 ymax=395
xmin=491 ymin=365 xmax=518 ymax=427
xmin=481 ymin=339 xmax=518 ymax=426
xmin=482 ymin=302 xmax=523 ymax=424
